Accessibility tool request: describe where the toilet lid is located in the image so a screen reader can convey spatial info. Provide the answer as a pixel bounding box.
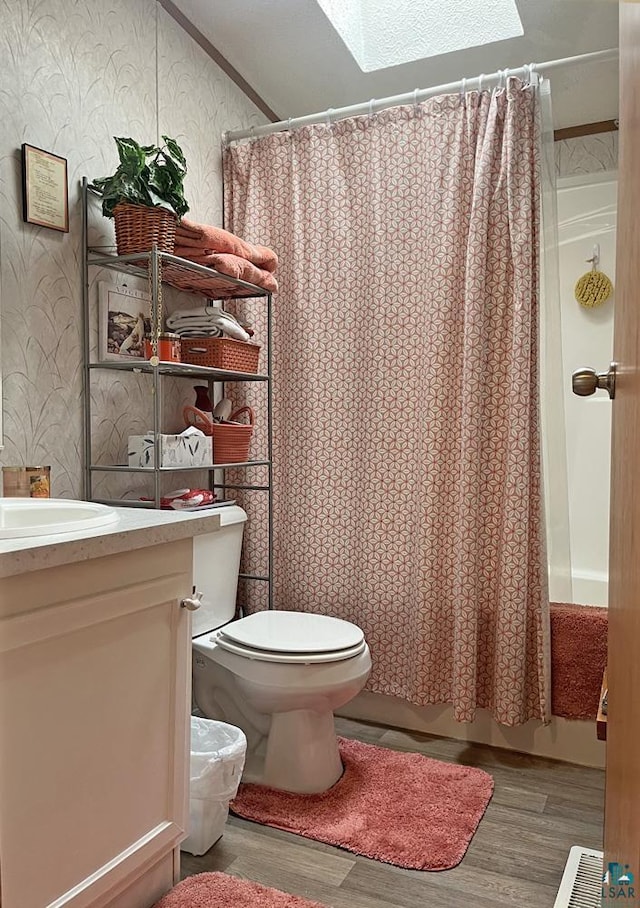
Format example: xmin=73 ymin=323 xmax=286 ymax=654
xmin=218 ymin=610 xmax=364 ymax=656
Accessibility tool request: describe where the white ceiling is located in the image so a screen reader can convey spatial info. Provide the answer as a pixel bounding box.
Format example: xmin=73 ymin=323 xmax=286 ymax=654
xmin=173 ymin=0 xmax=619 ymax=130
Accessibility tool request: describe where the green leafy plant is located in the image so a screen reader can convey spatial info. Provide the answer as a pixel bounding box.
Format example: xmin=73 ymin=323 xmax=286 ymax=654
xmin=91 ymin=136 xmax=189 ymax=220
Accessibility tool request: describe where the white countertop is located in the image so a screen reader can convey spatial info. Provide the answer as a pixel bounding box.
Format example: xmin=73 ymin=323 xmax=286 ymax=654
xmin=0 ymin=505 xmax=221 ymax=579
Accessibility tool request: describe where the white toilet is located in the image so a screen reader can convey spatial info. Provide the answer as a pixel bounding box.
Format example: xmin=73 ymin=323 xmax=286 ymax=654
xmin=191 ymin=506 xmax=371 ymax=794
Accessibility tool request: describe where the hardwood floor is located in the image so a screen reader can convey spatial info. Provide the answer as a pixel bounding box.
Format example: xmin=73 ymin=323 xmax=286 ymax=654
xmin=181 ymin=718 xmax=604 ymax=907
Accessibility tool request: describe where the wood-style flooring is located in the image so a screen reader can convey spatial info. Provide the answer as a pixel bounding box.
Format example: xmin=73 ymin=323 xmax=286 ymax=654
xmin=181 ymin=717 xmax=604 ymax=907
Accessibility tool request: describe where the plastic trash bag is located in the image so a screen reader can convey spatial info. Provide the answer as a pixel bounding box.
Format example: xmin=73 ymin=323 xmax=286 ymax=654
xmin=181 ymin=717 xmax=247 ymax=856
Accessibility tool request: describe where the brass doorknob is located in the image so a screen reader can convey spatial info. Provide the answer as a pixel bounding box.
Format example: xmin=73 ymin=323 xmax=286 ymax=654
xmin=572 ymin=363 xmax=616 ymax=399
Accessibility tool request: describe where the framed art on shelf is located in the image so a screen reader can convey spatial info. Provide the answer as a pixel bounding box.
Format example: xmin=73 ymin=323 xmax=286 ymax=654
xmin=98 ymin=281 xmax=150 ymax=362
xmin=21 ymin=143 xmax=69 ymax=232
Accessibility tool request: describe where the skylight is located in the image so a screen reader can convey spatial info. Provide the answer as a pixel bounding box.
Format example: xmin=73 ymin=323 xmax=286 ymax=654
xmin=316 ymin=0 xmax=524 ymax=73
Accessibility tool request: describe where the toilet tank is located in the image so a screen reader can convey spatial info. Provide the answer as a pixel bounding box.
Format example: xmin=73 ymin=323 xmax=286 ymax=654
xmin=191 ymin=505 xmax=247 ymax=638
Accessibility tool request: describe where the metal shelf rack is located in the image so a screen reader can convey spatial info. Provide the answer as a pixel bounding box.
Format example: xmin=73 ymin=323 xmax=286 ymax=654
xmin=81 ymin=177 xmax=274 ymax=608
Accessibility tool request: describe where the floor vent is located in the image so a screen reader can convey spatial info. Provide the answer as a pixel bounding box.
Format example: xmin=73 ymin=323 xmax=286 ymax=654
xmin=554 ymin=846 xmax=603 ymax=908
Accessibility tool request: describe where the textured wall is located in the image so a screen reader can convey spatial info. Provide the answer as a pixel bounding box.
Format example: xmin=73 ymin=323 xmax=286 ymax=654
xmin=0 ymin=0 xmax=264 ymax=497
xmin=555 ymin=131 xmax=618 ymax=177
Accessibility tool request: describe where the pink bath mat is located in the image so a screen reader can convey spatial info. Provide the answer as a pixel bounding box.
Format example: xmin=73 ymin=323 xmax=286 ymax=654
xmin=550 ymin=603 xmax=608 ymax=720
xmin=153 ymin=872 xmax=325 ymax=907
xmin=231 ymin=736 xmax=493 ymax=871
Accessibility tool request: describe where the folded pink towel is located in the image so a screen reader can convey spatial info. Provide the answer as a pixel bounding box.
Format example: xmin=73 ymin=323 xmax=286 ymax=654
xmin=175 ymin=249 xmax=278 ymax=293
xmin=176 ymin=219 xmax=278 ymax=273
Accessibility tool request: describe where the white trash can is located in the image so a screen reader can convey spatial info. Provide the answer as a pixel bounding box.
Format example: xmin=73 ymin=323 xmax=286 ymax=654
xmin=181 ymin=717 xmax=247 ymax=856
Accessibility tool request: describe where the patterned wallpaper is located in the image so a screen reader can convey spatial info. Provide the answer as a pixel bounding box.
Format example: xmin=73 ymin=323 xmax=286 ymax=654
xmin=0 ymin=11 xmax=617 ymax=504
xmin=0 ymin=0 xmax=265 ymax=498
xmin=555 ymin=131 xmax=618 ymax=177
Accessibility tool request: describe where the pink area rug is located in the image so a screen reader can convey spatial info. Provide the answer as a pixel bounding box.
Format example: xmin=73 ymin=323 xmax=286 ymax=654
xmin=153 ymin=872 xmax=325 ymax=908
xmin=231 ymin=736 xmax=493 ymax=871
xmin=551 ymin=603 xmax=608 ymax=720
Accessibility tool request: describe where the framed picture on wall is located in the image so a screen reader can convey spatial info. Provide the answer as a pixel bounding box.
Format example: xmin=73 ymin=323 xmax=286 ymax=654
xmin=98 ymin=282 xmax=150 ymax=362
xmin=21 ymin=143 xmax=69 ymax=232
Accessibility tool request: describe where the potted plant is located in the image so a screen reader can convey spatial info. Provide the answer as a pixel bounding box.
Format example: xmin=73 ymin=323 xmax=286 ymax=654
xmin=91 ymin=136 xmax=189 ymax=255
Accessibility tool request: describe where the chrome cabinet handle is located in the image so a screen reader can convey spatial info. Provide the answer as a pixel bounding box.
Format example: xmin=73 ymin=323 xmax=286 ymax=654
xmin=572 ymin=362 xmax=617 ymax=399
xmin=180 ymin=591 xmax=203 ymax=611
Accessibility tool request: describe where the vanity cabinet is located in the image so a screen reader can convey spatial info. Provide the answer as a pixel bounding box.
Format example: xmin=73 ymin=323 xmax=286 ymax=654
xmin=0 ymin=537 xmax=194 ymax=908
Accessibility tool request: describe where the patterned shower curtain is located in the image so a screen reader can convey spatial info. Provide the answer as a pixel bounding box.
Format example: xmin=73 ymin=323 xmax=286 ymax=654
xmin=224 ymin=78 xmax=550 ymax=726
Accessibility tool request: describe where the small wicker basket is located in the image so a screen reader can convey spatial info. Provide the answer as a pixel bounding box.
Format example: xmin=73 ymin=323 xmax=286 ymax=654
xmin=182 ymin=406 xmax=216 ymax=436
xmin=182 ymin=405 xmax=255 ymax=464
xmin=211 ymin=407 xmax=254 ymax=464
xmin=180 ymin=337 xmax=261 ymax=373
xmin=113 ymin=202 xmax=177 ymax=255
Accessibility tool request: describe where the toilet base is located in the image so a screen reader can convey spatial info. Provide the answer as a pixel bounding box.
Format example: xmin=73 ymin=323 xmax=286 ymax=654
xmin=192 ymin=635 xmax=371 ymax=794
xmin=261 ymin=708 xmax=343 ymax=793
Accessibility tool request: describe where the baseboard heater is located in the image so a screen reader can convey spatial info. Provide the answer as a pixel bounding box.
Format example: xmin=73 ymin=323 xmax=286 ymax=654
xmin=554 ymin=846 xmax=603 ymax=908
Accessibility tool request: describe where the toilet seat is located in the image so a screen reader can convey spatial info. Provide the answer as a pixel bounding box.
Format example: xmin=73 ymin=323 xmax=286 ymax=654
xmin=211 ymin=631 xmax=366 ymax=663
xmin=212 ymin=610 xmax=366 ymax=664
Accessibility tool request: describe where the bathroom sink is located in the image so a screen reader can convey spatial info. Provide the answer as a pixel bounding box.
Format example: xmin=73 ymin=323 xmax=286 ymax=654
xmin=0 ymin=498 xmax=119 ymax=539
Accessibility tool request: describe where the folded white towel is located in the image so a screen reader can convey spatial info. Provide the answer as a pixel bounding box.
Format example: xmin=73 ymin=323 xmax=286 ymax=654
xmin=166 ymin=306 xmax=250 ymax=342
xmin=214 ymin=314 xmax=250 ymax=342
xmin=174 ymin=329 xmax=222 ymax=338
xmin=167 ymin=306 xmax=222 ymax=339
xmin=167 ymin=304 xmax=218 ymax=320
xmin=169 ymin=320 xmax=222 ymax=329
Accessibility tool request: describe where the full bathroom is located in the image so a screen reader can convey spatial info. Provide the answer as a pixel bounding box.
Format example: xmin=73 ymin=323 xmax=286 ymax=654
xmin=0 ymin=2 xmax=634 ymax=907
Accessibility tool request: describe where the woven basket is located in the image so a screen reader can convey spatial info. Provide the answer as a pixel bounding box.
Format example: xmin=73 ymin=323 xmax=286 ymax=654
xmin=183 ymin=406 xmax=216 ymax=436
xmin=180 ymin=337 xmax=260 ymax=373
xmin=113 ymin=202 xmax=177 ymax=255
xmin=211 ymin=407 xmax=254 ymax=464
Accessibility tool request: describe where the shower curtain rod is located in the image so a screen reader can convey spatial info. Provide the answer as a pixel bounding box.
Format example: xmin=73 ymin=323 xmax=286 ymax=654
xmin=223 ymin=47 xmax=618 ymax=144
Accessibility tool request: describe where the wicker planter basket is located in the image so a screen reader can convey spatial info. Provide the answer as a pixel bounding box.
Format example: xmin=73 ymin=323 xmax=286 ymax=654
xmin=113 ymin=202 xmax=177 ymax=255
xmin=180 ymin=337 xmax=261 ymax=373
xmin=211 ymin=407 xmax=254 ymax=464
